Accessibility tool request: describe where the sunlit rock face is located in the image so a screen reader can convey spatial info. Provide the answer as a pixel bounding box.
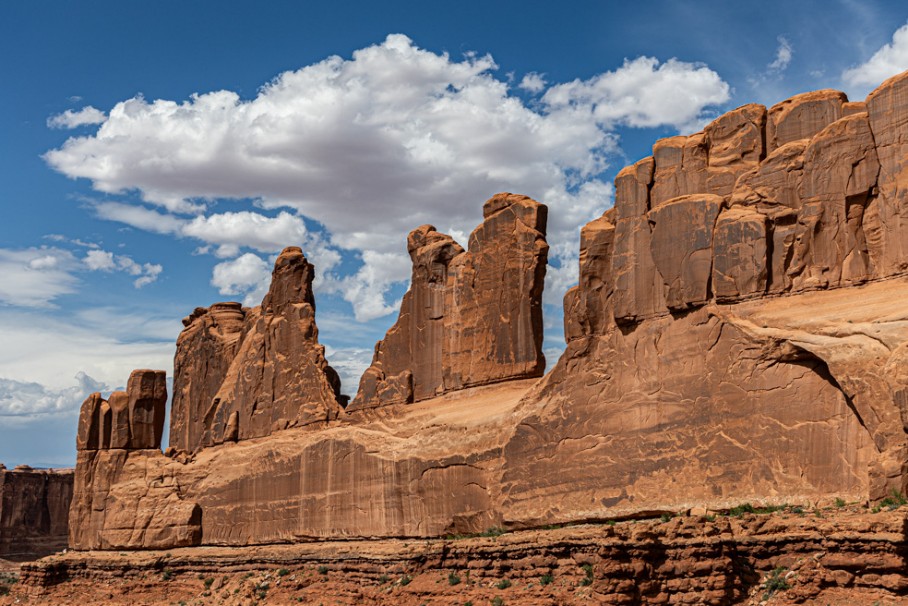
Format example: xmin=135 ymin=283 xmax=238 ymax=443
xmin=349 ymin=193 xmax=549 ymax=412
xmin=69 ymin=72 xmax=908 ymax=551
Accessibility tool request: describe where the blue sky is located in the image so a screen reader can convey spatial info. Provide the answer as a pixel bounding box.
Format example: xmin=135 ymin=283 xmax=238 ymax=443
xmin=2 ymin=0 xmax=908 ymax=467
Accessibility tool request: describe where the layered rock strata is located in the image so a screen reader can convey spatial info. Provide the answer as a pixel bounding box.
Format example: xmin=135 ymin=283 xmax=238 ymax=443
xmin=350 ymin=192 xmax=549 ymax=410
xmin=0 ymin=465 xmax=72 ymax=559
xmin=169 ymin=247 xmax=344 ymax=453
xmin=66 ymin=72 xmax=908 ymax=553
xmin=17 ymin=509 xmax=908 ymax=606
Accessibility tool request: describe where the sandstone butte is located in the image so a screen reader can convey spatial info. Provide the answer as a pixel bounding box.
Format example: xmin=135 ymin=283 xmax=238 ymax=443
xmin=9 ymin=72 xmax=908 ymax=605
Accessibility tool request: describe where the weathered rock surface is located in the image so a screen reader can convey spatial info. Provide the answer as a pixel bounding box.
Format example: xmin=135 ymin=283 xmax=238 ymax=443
xmin=169 ymin=248 xmax=344 ymax=452
xmin=65 ymin=73 xmax=908 ymax=561
xmin=0 ymin=466 xmax=72 ymax=559
xmin=15 ymin=508 xmax=908 ymax=606
xmin=350 ymin=193 xmax=548 ymax=410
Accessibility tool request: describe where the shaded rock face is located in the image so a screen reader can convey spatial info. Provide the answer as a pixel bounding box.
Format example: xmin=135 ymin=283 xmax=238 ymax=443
xmin=0 ymin=466 xmax=72 ymax=558
xmin=169 ymin=248 xmax=344 ymax=453
xmin=350 ymin=193 xmax=548 ymax=411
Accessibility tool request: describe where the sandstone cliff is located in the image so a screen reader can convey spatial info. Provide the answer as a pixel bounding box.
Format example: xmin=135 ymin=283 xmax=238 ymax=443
xmin=0 ymin=465 xmax=72 ymax=559
xmin=169 ymin=247 xmax=344 ymax=453
xmin=350 ymin=192 xmax=549 ymax=411
xmin=66 ymin=72 xmax=908 ymax=553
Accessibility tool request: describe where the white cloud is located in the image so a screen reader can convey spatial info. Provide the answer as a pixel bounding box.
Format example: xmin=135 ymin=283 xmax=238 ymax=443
xmin=84 ymin=249 xmax=116 ymax=271
xmin=0 ymin=372 xmax=108 ymax=421
xmin=47 ymin=106 xmax=107 ymax=129
xmin=83 ymin=248 xmax=162 ymax=287
xmin=0 ymin=308 xmax=175 ymax=393
xmin=183 ymin=211 xmax=308 ymax=254
xmin=0 ymin=248 xmax=80 ymax=307
xmin=519 ymin=72 xmax=546 ymax=93
xmin=45 ymin=34 xmax=730 ymax=322
xmin=323 ymin=345 xmax=374 ymax=397
xmin=211 ymin=253 xmax=272 ymax=306
xmin=93 ymin=201 xmax=184 ymax=234
xmin=843 ymin=22 xmax=908 ymax=92
xmin=768 ymin=37 xmax=793 ymax=72
xmin=542 ymin=56 xmax=730 ymax=131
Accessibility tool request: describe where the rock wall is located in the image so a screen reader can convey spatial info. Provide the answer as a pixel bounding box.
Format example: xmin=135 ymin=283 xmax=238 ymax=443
xmin=350 ymin=193 xmax=548 ymax=411
xmin=0 ymin=465 xmax=73 ymax=559
xmin=169 ymin=247 xmax=344 ymax=453
xmin=66 ymin=72 xmax=908 ymax=552
xmin=17 ymin=509 xmax=908 ymax=606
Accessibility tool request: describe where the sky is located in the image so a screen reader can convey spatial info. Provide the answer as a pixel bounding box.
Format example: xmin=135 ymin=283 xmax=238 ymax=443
xmin=2 ymin=0 xmax=908 ymax=467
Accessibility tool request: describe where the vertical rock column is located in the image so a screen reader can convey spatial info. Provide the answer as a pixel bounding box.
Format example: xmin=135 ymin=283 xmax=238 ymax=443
xmin=350 ymin=193 xmax=548 ymax=411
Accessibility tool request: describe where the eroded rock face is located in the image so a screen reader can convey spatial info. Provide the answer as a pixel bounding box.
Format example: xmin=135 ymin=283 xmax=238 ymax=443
xmin=0 ymin=466 xmax=73 ymax=558
xmin=67 ymin=73 xmax=908 ymax=552
xmin=349 ymin=193 xmax=548 ymax=411
xmin=169 ymin=248 xmax=344 ymax=452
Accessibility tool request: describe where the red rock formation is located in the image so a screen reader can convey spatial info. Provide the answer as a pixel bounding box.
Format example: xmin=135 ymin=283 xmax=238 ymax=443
xmin=66 ymin=72 xmax=908 ymax=554
xmin=350 ymin=193 xmax=548 ymax=410
xmin=0 ymin=466 xmax=73 ymax=559
xmin=169 ymin=302 xmax=247 ymax=452
xmin=169 ymin=248 xmax=344 ymax=452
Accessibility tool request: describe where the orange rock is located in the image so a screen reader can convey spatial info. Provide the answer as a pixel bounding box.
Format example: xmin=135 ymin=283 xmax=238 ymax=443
xmin=766 ymin=89 xmax=847 ymax=153
xmin=350 ymin=193 xmax=548 ymax=410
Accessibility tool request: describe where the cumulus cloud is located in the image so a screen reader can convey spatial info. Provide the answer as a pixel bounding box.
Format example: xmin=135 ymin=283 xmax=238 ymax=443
xmin=45 ymin=34 xmax=730 ymax=321
xmin=47 ymin=106 xmax=107 ymax=129
xmin=843 ymin=22 xmax=908 ymax=91
xmin=83 ymin=248 xmax=163 ymax=287
xmin=211 ymin=253 xmax=272 ymax=305
xmin=542 ymin=56 xmax=730 ymax=131
xmin=519 ymin=72 xmax=546 ymax=93
xmin=0 ymin=372 xmax=108 ymax=420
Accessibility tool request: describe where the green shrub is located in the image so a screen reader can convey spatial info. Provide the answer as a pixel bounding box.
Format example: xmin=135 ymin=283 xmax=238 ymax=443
xmin=540 ymin=573 xmax=554 ymax=586
xmin=491 ymin=598 xmax=504 ymax=606
xmin=448 ymin=571 xmax=461 ymax=586
xmin=762 ymin=567 xmax=789 ymax=600
xmin=496 ymin=578 xmax=511 ymax=589
xmin=277 ymin=568 xmax=290 ymax=577
xmin=400 ymin=574 xmax=412 ymax=586
xmin=580 ymin=563 xmax=594 ymax=586
xmin=162 ymin=569 xmax=174 ymax=581
xmin=379 ymin=574 xmax=390 ymax=584
xmin=834 ymin=497 xmax=846 ymax=508
xmin=660 ymin=513 xmax=672 ymax=523
xmin=317 ymin=565 xmax=329 ymax=575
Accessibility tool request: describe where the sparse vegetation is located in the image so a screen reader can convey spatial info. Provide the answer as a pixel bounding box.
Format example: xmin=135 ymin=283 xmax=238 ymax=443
xmin=203 ymin=577 xmax=214 ymax=589
xmin=761 ymin=566 xmax=790 ymax=600
xmin=580 ymin=563 xmax=594 ymax=586
xmin=496 ymin=578 xmax=511 ymax=589
xmin=379 ymin=573 xmax=390 ymax=584
xmin=660 ymin=513 xmax=673 ymax=523
xmin=162 ymin=568 xmax=174 ymax=581
xmin=834 ymin=497 xmax=846 ymax=508
xmin=727 ymin=503 xmax=786 ymax=517
xmin=448 ymin=571 xmax=461 ymax=586
xmin=491 ymin=597 xmax=505 ymax=606
xmin=317 ymin=565 xmax=329 ymax=575
xmin=400 ymin=574 xmax=412 ymax=586
xmin=540 ymin=573 xmax=554 ymax=586
xmin=873 ymin=489 xmax=907 ymax=512
xmin=445 ymin=526 xmax=507 ymax=540
xmin=253 ymin=580 xmax=270 ymax=600
xmin=277 ymin=568 xmax=290 ymax=577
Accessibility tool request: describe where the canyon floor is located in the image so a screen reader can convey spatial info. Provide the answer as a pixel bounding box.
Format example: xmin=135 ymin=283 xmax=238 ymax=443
xmin=3 ymin=505 xmax=906 ymax=606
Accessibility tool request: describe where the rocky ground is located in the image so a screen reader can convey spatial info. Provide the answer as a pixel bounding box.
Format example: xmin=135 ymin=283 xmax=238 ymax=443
xmin=3 ymin=504 xmax=906 ymax=605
